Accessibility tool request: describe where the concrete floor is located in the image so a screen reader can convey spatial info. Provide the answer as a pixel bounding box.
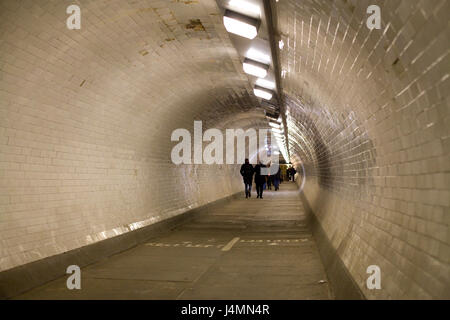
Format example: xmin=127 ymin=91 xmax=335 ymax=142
xmin=14 ymin=182 xmax=332 ymax=300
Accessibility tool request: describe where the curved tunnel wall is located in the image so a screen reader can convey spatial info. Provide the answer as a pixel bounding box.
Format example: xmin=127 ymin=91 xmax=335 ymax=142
xmin=0 ymin=0 xmax=448 ymax=300
xmin=278 ymin=0 xmax=449 ymax=298
xmin=0 ymin=0 xmax=270 ymax=272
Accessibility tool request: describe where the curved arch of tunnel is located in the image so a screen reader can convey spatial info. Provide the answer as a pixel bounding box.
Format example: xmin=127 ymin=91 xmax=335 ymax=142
xmin=0 ymin=0 xmax=448 ymax=300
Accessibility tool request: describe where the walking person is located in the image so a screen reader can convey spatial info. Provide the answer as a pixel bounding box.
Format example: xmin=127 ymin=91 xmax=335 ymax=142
xmin=240 ymin=159 xmax=254 ymax=198
xmin=290 ymin=166 xmax=297 ymax=181
xmin=273 ymin=166 xmax=281 ymax=191
xmin=266 ymin=164 xmax=272 ymax=190
xmin=254 ymin=161 xmax=266 ymax=199
xmin=287 ymin=166 xmax=296 ymax=181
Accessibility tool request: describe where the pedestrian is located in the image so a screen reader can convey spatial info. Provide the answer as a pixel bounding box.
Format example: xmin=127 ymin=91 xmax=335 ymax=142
xmin=291 ymin=167 xmax=297 ymax=181
xmin=240 ymin=159 xmax=254 ymax=198
xmin=287 ymin=166 xmax=295 ymax=181
xmin=273 ymin=166 xmax=281 ymax=191
xmin=254 ymin=161 xmax=266 ymax=199
xmin=267 ymin=164 xmax=272 ymax=190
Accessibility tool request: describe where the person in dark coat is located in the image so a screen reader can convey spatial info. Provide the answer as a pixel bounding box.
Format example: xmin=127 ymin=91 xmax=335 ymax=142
xmin=287 ymin=166 xmax=297 ymax=181
xmin=273 ymin=166 xmax=281 ymax=191
xmin=240 ymin=159 xmax=254 ymax=198
xmin=254 ymin=161 xmax=267 ymax=199
xmin=290 ymin=167 xmax=297 ymax=181
xmin=266 ymin=164 xmax=273 ymax=190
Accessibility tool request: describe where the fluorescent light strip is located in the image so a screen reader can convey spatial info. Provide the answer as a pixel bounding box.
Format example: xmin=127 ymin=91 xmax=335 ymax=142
xmin=247 ymin=48 xmax=271 ymax=64
xmin=271 ymin=128 xmax=283 ymax=134
xmin=223 ymin=10 xmax=259 ymax=39
xmin=269 ymin=122 xmax=280 ymax=128
xmin=254 ymin=86 xmax=273 ymax=100
xmin=254 ymin=88 xmax=272 ymax=100
xmin=244 ymin=64 xmax=267 ymax=78
xmin=256 ymin=78 xmax=276 ymax=90
xmin=243 ymin=58 xmax=269 ymax=78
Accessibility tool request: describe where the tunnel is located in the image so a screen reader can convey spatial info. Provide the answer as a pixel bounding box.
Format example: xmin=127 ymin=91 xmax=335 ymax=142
xmin=0 ymin=0 xmax=449 ymax=301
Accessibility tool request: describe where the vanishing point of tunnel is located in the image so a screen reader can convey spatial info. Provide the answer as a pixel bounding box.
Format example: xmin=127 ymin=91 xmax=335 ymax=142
xmin=0 ymin=0 xmax=449 ymax=300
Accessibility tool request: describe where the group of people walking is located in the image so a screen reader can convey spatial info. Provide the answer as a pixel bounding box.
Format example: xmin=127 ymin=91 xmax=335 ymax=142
xmin=287 ymin=166 xmax=296 ymax=181
xmin=240 ymin=159 xmax=282 ymax=199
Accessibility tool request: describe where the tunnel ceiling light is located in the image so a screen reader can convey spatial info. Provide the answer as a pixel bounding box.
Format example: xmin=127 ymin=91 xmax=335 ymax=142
xmin=247 ymin=48 xmax=271 ymax=64
xmin=229 ymin=0 xmax=261 ymax=16
xmin=223 ymin=10 xmax=260 ymax=39
xmin=243 ymin=58 xmax=269 ymax=78
xmin=270 ymin=118 xmax=282 ymax=125
xmin=272 ymin=130 xmax=283 ymax=135
xmin=253 ymin=85 xmax=273 ymax=100
xmin=256 ymin=78 xmax=276 ymax=90
xmin=269 ymin=122 xmax=280 ymax=128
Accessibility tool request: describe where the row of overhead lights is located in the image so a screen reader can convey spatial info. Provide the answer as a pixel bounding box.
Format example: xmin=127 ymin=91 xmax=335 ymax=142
xmin=222 ymin=0 xmax=289 ymax=162
xmin=269 ymin=119 xmax=284 ymax=140
xmin=273 ymin=118 xmax=290 ymax=162
xmin=269 ymin=117 xmax=289 ymax=160
xmin=222 ymin=3 xmax=275 ymax=101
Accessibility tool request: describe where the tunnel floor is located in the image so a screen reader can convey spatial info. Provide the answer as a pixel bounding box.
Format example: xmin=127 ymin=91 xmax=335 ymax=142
xmin=14 ymin=182 xmax=332 ymax=300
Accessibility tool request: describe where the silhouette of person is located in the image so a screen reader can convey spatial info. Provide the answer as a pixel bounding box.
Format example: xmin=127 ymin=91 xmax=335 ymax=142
xmin=240 ymin=159 xmax=254 ymax=198
xmin=254 ymin=161 xmax=266 ymax=199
